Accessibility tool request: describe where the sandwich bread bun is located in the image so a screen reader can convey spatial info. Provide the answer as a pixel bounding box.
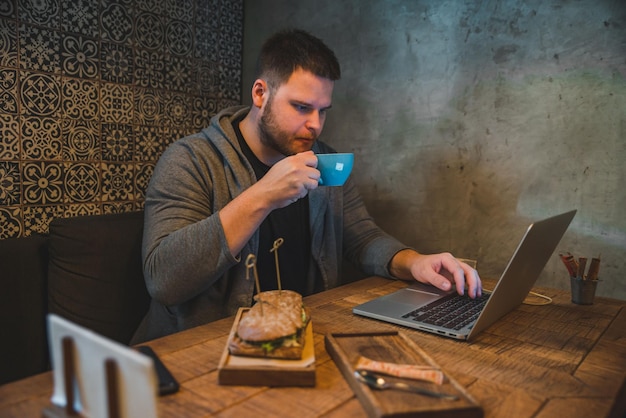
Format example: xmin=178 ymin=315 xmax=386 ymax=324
xmin=228 ymin=290 xmax=310 ymax=359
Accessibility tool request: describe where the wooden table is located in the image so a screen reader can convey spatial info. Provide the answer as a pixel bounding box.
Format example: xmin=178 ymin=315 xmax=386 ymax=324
xmin=1 ymin=276 xmax=625 ymax=417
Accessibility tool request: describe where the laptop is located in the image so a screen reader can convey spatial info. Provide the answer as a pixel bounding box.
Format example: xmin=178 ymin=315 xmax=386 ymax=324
xmin=353 ymin=210 xmax=577 ymax=341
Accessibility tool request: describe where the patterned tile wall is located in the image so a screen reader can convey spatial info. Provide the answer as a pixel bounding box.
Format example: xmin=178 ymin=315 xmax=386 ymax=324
xmin=0 ymin=0 xmax=243 ymax=239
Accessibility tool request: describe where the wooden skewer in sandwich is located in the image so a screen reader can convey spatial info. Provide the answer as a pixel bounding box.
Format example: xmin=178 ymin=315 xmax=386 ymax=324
xmin=230 ymin=240 xmax=310 ymax=359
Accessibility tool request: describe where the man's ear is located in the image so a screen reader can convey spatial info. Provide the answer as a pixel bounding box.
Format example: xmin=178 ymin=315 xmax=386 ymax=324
xmin=251 ymin=79 xmax=268 ymax=108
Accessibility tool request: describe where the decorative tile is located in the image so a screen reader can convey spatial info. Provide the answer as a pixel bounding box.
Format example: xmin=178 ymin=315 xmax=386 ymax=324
xmin=194 ymin=24 xmax=219 ymax=59
xmin=219 ymin=29 xmax=243 ymax=68
xmin=62 ymin=118 xmax=100 ymax=160
xmin=101 ymin=42 xmax=134 ymax=84
xmin=134 ymin=162 xmax=154 ymax=199
xmin=194 ymin=59 xmax=220 ymax=96
xmin=101 ymin=82 xmax=133 ymax=123
xmin=192 ymin=95 xmax=217 ymax=128
xmin=61 ymin=0 xmax=99 ymax=37
xmin=134 ymin=124 xmax=165 ymax=162
xmin=134 ymin=87 xmax=163 ymax=125
xmin=102 ymin=123 xmax=133 ymax=161
xmin=219 ymin=65 xmax=241 ymax=100
xmin=21 ymin=116 xmax=63 ymax=160
xmin=210 ymin=1 xmax=244 ymax=60
xmin=64 ymin=162 xmax=100 ymax=202
xmin=136 ymin=0 xmax=163 ymax=16
xmin=103 ymin=201 xmax=135 ymax=214
xmin=0 ymin=0 xmax=16 ymax=19
xmin=62 ymin=78 xmax=99 ymax=120
xmin=195 ymin=0 xmax=220 ymax=24
xmin=101 ymin=162 xmax=134 ymax=201
xmin=20 ymin=72 xmax=62 ymax=116
xmin=105 ymin=0 xmax=133 ymax=6
xmin=0 ymin=114 xmax=20 ymax=159
xmin=165 ymin=126 xmax=191 ymax=147
xmin=0 ymin=69 xmax=19 ymax=114
xmin=0 ymin=206 xmax=21 ymax=238
xmin=22 ymin=204 xmax=64 ymax=236
xmin=136 ymin=11 xmax=164 ymax=51
xmin=61 ymin=34 xmax=99 ymax=78
xmin=164 ymin=54 xmax=192 ymax=92
xmin=22 ymin=161 xmax=64 ymax=205
xmin=165 ymin=18 xmax=193 ymax=56
xmin=165 ymin=0 xmax=193 ymax=22
xmin=0 ymin=161 xmax=21 ymax=205
xmin=221 ymin=0 xmax=244 ymax=28
xmin=134 ymin=49 xmax=165 ymax=89
xmin=100 ymin=1 xmax=133 ymax=44
xmin=19 ymin=0 xmax=60 ymax=27
xmin=164 ymin=91 xmax=191 ymax=126
xmin=19 ymin=24 xmax=61 ymax=74
xmin=66 ymin=202 xmax=100 ymax=217
xmin=0 ymin=18 xmax=18 ymax=67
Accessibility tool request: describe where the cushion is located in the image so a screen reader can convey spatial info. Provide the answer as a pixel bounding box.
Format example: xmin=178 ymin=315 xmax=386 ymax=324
xmin=0 ymin=234 xmax=50 ymax=385
xmin=47 ymin=211 xmax=150 ymax=345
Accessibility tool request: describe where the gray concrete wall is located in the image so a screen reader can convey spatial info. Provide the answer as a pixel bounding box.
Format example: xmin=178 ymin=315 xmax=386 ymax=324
xmin=242 ymin=0 xmax=626 ymax=300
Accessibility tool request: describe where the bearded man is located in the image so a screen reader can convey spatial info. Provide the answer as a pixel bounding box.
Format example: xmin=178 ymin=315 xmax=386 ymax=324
xmin=132 ymin=29 xmax=481 ymax=343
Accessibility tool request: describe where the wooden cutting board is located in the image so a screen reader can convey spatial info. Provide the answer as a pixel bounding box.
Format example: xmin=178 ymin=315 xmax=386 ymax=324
xmin=325 ymin=331 xmax=483 ymax=418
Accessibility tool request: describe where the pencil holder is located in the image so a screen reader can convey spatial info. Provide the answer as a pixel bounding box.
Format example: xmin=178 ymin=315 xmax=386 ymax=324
xmin=570 ymin=277 xmax=598 ymax=305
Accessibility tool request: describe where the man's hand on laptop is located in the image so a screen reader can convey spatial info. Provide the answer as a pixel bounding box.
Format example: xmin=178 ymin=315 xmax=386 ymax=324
xmin=389 ymin=250 xmax=483 ymax=298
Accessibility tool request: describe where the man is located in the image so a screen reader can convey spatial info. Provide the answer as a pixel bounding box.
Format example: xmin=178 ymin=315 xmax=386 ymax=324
xmin=132 ymin=29 xmax=481 ymax=343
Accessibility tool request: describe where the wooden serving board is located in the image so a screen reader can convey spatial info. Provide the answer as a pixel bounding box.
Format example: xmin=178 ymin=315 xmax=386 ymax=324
xmin=217 ymin=308 xmax=316 ymax=387
xmin=325 ymin=331 xmax=483 ymax=418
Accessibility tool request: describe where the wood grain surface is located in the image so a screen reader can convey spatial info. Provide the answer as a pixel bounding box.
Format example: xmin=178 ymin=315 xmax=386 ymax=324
xmin=1 ymin=277 xmax=624 ymax=418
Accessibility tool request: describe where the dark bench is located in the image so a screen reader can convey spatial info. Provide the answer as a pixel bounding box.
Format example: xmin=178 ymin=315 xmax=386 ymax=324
xmin=0 ymin=211 xmax=150 ymax=385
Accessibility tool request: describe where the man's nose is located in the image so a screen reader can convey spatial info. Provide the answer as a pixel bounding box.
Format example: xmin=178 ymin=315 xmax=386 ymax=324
xmin=306 ymin=111 xmax=324 ymax=133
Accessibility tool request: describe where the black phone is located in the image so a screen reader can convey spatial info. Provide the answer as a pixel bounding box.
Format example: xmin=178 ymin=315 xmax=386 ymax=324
xmin=137 ymin=345 xmax=180 ymax=396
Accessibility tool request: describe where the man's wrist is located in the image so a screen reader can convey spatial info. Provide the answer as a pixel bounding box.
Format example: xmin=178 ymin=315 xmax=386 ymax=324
xmin=388 ymin=248 xmax=421 ymax=280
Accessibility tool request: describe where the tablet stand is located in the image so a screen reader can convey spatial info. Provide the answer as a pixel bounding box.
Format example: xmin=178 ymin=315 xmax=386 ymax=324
xmin=42 ymin=336 xmax=121 ymax=418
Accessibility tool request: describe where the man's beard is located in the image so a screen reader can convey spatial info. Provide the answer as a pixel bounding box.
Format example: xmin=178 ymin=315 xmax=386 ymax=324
xmin=258 ymin=98 xmax=314 ymax=157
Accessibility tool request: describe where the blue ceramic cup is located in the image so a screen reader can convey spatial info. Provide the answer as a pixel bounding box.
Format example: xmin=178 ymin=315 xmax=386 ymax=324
xmin=316 ymin=153 xmax=354 ymax=186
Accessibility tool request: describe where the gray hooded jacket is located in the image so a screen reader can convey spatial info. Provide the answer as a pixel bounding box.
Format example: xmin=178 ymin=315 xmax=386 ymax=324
xmin=132 ymin=106 xmax=408 ymax=343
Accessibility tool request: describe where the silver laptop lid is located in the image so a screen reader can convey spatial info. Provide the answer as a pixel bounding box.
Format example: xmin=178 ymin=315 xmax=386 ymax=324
xmin=466 ymin=209 xmax=577 ymax=339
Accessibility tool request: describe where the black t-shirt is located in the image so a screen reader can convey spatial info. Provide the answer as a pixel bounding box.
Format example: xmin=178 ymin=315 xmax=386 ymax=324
xmin=232 ymin=117 xmax=312 ymax=295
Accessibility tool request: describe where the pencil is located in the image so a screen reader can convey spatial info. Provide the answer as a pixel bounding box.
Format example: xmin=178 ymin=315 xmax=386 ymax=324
xmin=577 ymin=257 xmax=587 ymax=280
xmin=559 ymin=253 xmax=578 ymax=277
xmin=587 ymin=257 xmax=601 ymax=281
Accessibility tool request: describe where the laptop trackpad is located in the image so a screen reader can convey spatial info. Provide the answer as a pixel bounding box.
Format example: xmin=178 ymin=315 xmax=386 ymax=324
xmin=356 ymin=287 xmax=443 ymax=317
xmin=389 ymin=288 xmax=442 ymax=307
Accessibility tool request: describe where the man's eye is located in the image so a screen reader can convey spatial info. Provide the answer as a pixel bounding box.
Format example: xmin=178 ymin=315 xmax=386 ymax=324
xmin=294 ymin=104 xmax=309 ymax=112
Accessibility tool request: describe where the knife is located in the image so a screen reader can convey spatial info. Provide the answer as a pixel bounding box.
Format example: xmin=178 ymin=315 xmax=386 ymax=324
xmin=354 ymin=370 xmax=459 ymax=400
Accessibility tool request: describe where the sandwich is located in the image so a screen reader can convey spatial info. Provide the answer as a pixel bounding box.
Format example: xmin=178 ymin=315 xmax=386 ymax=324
xmin=228 ymin=290 xmax=310 ymax=359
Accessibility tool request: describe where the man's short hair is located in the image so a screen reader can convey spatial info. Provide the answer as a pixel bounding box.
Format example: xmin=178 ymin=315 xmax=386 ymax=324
xmin=256 ymin=28 xmax=341 ymax=89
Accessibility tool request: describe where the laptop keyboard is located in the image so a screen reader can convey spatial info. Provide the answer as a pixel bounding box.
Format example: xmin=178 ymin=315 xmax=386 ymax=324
xmin=402 ymin=292 xmax=490 ymax=331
